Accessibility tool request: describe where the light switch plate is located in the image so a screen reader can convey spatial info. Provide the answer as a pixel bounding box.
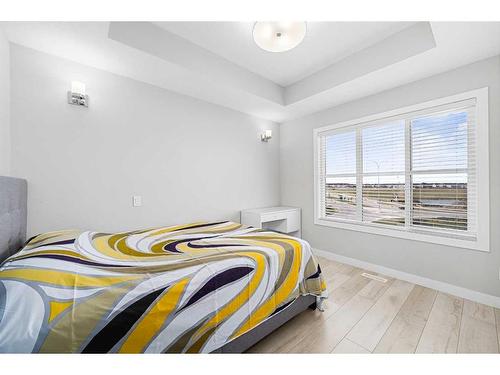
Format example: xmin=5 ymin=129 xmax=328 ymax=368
xmin=132 ymin=195 xmax=142 ymax=207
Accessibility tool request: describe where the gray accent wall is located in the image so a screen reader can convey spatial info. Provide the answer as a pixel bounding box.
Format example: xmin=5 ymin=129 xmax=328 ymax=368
xmin=280 ymin=55 xmax=500 ymax=297
xmin=10 ymin=44 xmax=280 ymax=236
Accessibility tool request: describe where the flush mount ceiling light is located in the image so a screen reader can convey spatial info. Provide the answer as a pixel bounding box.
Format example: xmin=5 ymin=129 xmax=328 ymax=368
xmin=253 ymin=22 xmax=307 ymax=53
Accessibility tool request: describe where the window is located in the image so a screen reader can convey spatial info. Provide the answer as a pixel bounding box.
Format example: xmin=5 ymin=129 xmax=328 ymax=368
xmin=314 ymin=88 xmax=489 ymax=251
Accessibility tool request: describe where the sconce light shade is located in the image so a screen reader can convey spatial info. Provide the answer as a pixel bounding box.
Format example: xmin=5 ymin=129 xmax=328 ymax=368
xmin=71 ymin=81 xmax=86 ymax=95
xmin=68 ymin=81 xmax=89 ymax=107
xmin=261 ymin=129 xmax=272 ymax=142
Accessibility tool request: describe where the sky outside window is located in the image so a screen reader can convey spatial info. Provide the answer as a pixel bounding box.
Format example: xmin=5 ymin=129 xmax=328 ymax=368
xmin=325 ymin=111 xmax=468 ymax=182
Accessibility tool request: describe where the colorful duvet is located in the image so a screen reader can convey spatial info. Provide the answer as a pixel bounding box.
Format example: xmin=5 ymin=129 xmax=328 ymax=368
xmin=0 ymin=221 xmax=326 ymax=353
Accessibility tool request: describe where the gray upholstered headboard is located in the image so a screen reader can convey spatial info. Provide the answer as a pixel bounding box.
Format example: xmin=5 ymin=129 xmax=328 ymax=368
xmin=0 ymin=176 xmax=27 ymax=262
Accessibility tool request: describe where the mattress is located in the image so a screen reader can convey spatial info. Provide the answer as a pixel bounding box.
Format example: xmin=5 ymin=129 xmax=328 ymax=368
xmin=0 ymin=221 xmax=326 ymax=353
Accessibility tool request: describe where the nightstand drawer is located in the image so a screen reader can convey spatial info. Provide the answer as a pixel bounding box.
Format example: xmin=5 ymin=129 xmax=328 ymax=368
xmin=241 ymin=206 xmax=301 ymax=238
xmin=261 ymin=212 xmax=286 ymax=222
xmin=285 ymin=212 xmax=300 ymax=232
xmin=262 ymin=210 xmax=300 ymax=232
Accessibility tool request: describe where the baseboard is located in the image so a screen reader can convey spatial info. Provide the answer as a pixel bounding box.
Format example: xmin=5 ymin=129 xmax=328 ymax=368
xmin=313 ymin=248 xmax=500 ymax=309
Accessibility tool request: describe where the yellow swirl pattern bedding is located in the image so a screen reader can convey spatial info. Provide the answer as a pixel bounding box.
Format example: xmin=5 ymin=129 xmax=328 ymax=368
xmin=0 ymin=221 xmax=326 ymax=353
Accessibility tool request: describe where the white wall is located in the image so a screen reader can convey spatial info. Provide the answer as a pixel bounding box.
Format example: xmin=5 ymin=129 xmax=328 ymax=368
xmin=280 ymin=55 xmax=500 ymax=297
xmin=0 ymin=29 xmax=10 ymax=176
xmin=10 ymin=44 xmax=280 ymax=235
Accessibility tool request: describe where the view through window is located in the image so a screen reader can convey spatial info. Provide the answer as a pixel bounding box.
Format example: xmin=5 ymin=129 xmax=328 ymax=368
xmin=319 ymin=99 xmax=476 ymax=237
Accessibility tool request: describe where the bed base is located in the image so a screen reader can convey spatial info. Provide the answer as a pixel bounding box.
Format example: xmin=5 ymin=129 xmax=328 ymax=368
xmin=211 ymin=294 xmax=317 ymax=353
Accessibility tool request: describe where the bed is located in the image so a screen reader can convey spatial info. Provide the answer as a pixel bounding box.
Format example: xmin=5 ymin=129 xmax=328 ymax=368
xmin=0 ymin=176 xmax=327 ymax=353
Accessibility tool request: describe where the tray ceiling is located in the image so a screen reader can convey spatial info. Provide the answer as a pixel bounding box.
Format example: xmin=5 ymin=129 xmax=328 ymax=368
xmin=2 ymin=21 xmax=500 ymax=122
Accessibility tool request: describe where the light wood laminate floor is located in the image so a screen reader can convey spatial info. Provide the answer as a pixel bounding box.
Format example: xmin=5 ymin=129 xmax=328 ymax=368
xmin=247 ymin=256 xmax=500 ymax=354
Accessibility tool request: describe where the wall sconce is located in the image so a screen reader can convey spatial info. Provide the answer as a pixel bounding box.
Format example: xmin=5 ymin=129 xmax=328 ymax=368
xmin=261 ymin=129 xmax=272 ymax=142
xmin=68 ymin=81 xmax=88 ymax=107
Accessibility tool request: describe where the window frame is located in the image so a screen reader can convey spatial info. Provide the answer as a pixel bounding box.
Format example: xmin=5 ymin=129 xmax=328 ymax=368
xmin=313 ymin=88 xmax=490 ymax=252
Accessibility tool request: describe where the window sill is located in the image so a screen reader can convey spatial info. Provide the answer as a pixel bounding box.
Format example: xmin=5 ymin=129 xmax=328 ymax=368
xmin=314 ymin=217 xmax=489 ymax=252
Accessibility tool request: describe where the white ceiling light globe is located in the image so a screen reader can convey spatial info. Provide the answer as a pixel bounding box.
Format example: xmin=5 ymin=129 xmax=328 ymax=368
xmin=253 ymin=22 xmax=307 ymax=53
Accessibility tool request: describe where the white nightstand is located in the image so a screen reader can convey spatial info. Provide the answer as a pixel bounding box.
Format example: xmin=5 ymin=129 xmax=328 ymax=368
xmin=240 ymin=206 xmax=301 ymax=238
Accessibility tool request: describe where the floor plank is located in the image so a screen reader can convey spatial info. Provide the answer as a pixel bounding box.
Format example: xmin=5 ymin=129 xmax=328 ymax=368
xmin=323 ymin=271 xmax=351 ymax=293
xmin=325 ymin=271 xmax=372 ymax=317
xmin=374 ymin=286 xmax=437 ymax=353
xmin=346 ymin=279 xmax=415 ymax=351
xmin=332 ymin=338 xmax=370 ymax=354
xmin=415 ymin=292 xmax=463 ymax=353
xmin=288 ymin=276 xmax=394 ymax=353
xmin=457 ymin=300 xmax=499 ymax=353
xmin=318 ymin=257 xmax=356 ymax=276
